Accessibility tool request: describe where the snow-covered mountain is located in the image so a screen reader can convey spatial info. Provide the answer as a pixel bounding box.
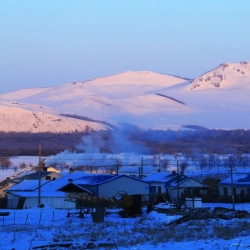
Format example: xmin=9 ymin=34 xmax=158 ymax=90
xmin=0 ymin=101 xmax=108 ymax=133
xmin=0 ymin=62 xmax=250 ymax=132
xmin=189 ymin=61 xmax=250 ymax=90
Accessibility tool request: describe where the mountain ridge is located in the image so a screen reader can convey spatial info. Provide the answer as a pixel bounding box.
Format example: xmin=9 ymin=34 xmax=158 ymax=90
xmin=0 ymin=62 xmax=250 ymax=131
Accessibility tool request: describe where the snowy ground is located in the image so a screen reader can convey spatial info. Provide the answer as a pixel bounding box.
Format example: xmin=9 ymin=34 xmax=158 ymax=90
xmin=1 ymin=203 xmax=250 ymax=249
xmin=2 ymin=157 xmax=250 ymax=249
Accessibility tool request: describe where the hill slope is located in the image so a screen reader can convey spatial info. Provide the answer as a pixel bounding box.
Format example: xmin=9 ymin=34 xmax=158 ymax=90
xmin=0 ymin=65 xmax=250 ymax=130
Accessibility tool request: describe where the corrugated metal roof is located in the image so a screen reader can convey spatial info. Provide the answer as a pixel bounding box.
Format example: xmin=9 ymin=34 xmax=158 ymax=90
xmin=74 ymin=174 xmax=120 ymax=185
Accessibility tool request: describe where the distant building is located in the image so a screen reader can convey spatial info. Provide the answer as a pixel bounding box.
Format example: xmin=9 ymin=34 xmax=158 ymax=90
xmin=143 ymin=171 xmax=208 ymax=203
xmin=118 ymin=165 xmax=170 ymax=178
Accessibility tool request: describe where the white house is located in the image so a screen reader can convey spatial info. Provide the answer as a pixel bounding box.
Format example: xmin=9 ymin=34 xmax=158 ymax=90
xmin=143 ymin=171 xmax=208 ymax=203
xmin=5 ymin=172 xmax=150 ymax=209
xmin=61 ymin=174 xmax=150 ymax=198
xmin=219 ymin=173 xmax=250 ymax=202
xmin=5 ymin=171 xmax=89 ymax=209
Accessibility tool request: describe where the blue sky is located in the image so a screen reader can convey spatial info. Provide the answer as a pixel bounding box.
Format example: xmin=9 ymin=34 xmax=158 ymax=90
xmin=0 ymin=0 xmax=250 ymax=94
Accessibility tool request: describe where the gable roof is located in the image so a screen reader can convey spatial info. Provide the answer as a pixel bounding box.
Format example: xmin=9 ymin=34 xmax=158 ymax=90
xmin=5 ymin=180 xmax=51 ymax=192
xmin=40 ymin=171 xmax=92 ymax=192
xmin=73 ymin=174 xmax=148 ymax=186
xmin=165 ymin=174 xmax=189 ymax=187
xmin=219 ymin=173 xmax=250 ymax=186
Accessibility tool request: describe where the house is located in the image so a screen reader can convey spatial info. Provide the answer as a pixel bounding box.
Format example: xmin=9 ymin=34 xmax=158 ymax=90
xmin=33 ymin=166 xmax=60 ymax=173
xmin=0 ymin=170 xmax=62 ymax=199
xmin=143 ymin=172 xmax=177 ymax=194
xmin=5 ymin=172 xmax=150 ymax=209
xmin=218 ymin=173 xmax=250 ymax=202
xmin=14 ymin=171 xmax=62 ymax=183
xmin=5 ymin=171 xmax=86 ymax=209
xmin=165 ymin=175 xmax=208 ymax=202
xmin=60 ymin=174 xmax=150 ymax=198
xmin=143 ymin=171 xmax=208 ymax=203
xmin=118 ymin=165 xmax=170 ymax=178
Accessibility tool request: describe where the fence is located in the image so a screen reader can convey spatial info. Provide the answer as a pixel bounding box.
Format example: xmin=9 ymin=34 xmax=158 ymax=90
xmin=0 ymin=208 xmax=79 ymax=227
xmin=0 ymin=198 xmax=76 ymax=209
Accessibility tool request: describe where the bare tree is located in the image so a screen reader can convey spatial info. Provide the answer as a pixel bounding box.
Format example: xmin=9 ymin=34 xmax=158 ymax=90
xmin=151 ymin=155 xmax=158 ymax=167
xmin=180 ymin=161 xmax=189 ymax=174
xmin=13 ymin=165 xmax=18 ymax=173
xmin=19 ymin=162 xmax=26 ymax=170
xmin=0 ymin=157 xmax=12 ymax=170
xmin=197 ymin=156 xmax=207 ymax=171
xmin=207 ymin=154 xmax=216 ymax=170
xmin=160 ymin=158 xmax=169 ymax=170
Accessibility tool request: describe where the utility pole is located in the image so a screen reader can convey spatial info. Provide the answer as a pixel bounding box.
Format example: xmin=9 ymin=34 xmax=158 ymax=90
xmin=177 ymin=160 xmax=180 ymax=207
xmin=230 ymin=165 xmax=235 ymax=210
xmin=38 ymin=144 xmax=42 ymax=205
xmin=141 ymin=157 xmax=144 ymax=179
xmin=158 ymin=146 xmax=161 ymax=172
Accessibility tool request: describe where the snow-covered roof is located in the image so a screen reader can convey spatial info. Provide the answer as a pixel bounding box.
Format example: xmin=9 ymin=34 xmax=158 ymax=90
xmin=118 ymin=166 xmax=170 ymax=175
xmin=6 ymin=180 xmax=50 ymax=192
xmin=41 ymin=171 xmax=91 ymax=191
xmin=219 ymin=173 xmax=250 ymax=186
xmin=10 ymin=191 xmax=68 ymax=198
xmin=165 ymin=174 xmax=189 ymax=187
xmin=73 ymin=174 xmax=119 ymax=185
xmin=143 ymin=173 xmax=177 ymax=182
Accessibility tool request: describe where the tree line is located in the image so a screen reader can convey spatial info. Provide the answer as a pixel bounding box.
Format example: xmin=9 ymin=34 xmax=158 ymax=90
xmin=0 ymin=127 xmax=250 ymax=157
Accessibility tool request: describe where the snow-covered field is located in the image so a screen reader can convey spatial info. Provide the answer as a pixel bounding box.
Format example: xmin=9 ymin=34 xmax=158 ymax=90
xmin=1 ymin=203 xmax=250 ymax=249
xmin=2 ymin=156 xmax=250 ymax=249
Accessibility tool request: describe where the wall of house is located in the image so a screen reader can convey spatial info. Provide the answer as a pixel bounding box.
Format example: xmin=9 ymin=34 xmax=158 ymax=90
xmin=79 ymin=186 xmax=98 ymax=196
xmin=98 ymin=176 xmax=150 ymax=198
xmin=219 ymin=185 xmax=250 ymax=199
xmin=7 ymin=194 xmax=75 ymax=209
xmin=44 ymin=173 xmax=61 ymax=180
xmin=148 ymin=183 xmax=166 ymax=194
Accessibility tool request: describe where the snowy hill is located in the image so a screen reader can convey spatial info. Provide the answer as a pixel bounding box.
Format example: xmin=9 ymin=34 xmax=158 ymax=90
xmin=188 ymin=61 xmax=250 ymax=90
xmin=0 ymin=102 xmax=108 ymax=133
xmin=0 ymin=64 xmax=250 ymax=131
